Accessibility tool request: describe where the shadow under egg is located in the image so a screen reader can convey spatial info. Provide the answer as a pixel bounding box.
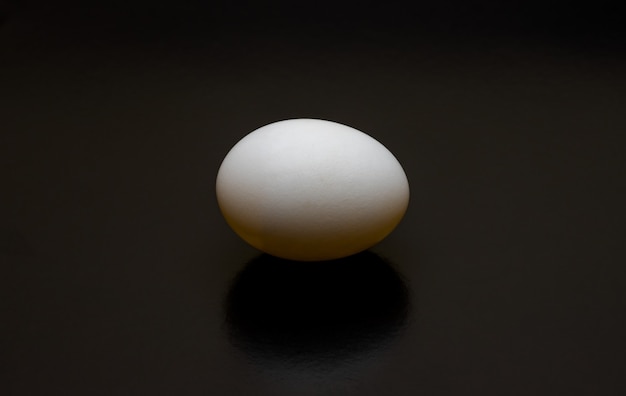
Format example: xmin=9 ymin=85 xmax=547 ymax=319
xmin=223 ymin=251 xmax=410 ymax=371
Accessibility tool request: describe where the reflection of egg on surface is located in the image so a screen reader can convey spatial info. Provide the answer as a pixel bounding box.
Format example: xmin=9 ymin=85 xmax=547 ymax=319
xmin=216 ymin=119 xmax=410 ymax=261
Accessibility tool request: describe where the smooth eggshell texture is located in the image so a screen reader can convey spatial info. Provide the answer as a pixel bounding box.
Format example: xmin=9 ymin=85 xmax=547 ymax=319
xmin=216 ymin=119 xmax=409 ymax=261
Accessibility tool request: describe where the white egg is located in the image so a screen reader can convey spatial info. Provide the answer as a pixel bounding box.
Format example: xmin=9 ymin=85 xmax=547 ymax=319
xmin=216 ymin=119 xmax=410 ymax=261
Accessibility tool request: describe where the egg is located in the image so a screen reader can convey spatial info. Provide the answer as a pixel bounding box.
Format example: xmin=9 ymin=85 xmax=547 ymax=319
xmin=216 ymin=119 xmax=409 ymax=261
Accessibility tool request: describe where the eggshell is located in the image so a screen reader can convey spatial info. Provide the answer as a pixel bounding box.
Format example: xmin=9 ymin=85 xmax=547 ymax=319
xmin=216 ymin=119 xmax=409 ymax=261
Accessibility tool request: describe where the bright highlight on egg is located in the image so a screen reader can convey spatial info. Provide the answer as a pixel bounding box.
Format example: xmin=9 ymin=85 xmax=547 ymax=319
xmin=216 ymin=119 xmax=409 ymax=261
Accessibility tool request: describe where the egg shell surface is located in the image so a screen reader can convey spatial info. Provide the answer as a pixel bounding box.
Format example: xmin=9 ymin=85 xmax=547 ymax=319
xmin=216 ymin=119 xmax=409 ymax=261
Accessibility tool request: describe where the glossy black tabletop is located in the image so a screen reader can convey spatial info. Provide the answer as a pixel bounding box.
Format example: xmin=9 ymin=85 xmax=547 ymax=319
xmin=2 ymin=2 xmax=625 ymax=395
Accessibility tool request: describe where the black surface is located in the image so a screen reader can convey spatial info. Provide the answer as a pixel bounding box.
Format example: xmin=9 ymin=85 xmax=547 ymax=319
xmin=2 ymin=2 xmax=626 ymax=395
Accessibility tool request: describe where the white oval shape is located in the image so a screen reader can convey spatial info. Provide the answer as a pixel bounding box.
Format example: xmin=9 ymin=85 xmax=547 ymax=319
xmin=216 ymin=119 xmax=409 ymax=261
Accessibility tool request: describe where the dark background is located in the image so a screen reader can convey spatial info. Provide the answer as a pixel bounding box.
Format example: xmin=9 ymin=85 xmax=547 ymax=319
xmin=2 ymin=1 xmax=626 ymax=395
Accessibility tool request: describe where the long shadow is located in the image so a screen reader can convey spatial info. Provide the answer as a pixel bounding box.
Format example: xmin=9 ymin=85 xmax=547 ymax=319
xmin=224 ymin=251 xmax=410 ymax=370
